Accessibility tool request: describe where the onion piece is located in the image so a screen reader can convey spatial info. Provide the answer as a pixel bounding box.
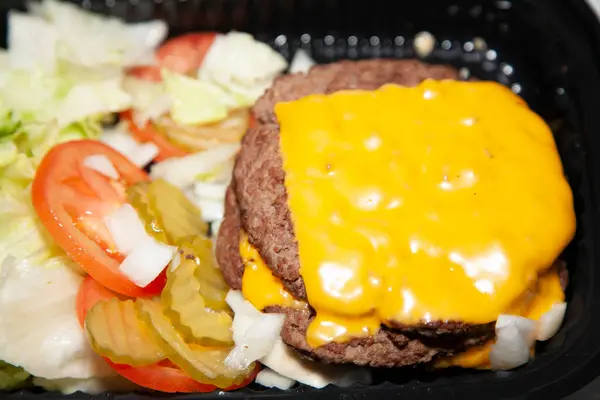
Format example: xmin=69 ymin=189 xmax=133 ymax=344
xmin=193 ymin=198 xmax=225 ymax=223
xmin=150 ymin=143 xmax=239 ymax=189
xmin=82 ymin=154 xmax=120 ymax=180
xmin=225 ymin=290 xmax=372 ymax=388
xmin=211 ymin=219 xmax=224 ymax=239
xmin=255 ymin=368 xmax=295 ymax=390
xmin=536 ymin=302 xmax=567 ymax=341
xmin=100 ymin=127 xmax=157 ymax=168
xmin=104 ymin=204 xmax=148 ymax=255
xmin=193 ymin=181 xmax=228 ymax=201
xmin=169 ymin=251 xmax=181 ymax=273
xmin=224 ymin=291 xmax=285 ymax=370
xmin=118 ymin=238 xmax=176 ymax=288
xmin=261 ymin=339 xmax=371 ymax=389
xmin=489 ymin=315 xmax=536 ymax=371
xmin=130 ymin=142 xmax=159 ymax=168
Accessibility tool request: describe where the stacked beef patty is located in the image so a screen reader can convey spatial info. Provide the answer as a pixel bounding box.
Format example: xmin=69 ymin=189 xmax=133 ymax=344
xmin=215 ymin=59 xmax=564 ymax=368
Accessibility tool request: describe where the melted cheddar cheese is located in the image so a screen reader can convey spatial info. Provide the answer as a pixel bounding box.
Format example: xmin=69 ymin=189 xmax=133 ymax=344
xmin=240 ymin=79 xmax=575 ymax=362
xmin=240 ymin=231 xmax=306 ymax=310
xmin=436 ymin=266 xmax=564 ymax=368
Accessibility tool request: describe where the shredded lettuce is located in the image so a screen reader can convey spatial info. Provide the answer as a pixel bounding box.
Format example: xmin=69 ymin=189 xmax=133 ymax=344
xmin=11 ymin=0 xmax=167 ymax=70
xmin=122 ymin=77 xmax=172 ymax=127
xmin=0 ymin=66 xmax=131 ymax=129
xmin=129 ymin=32 xmax=288 ymax=128
xmin=33 ymin=375 xmax=138 ymax=395
xmin=0 ymin=255 xmax=115 ymax=380
xmin=162 ymin=70 xmax=231 ymax=126
xmin=0 ymin=173 xmax=118 ymax=393
xmin=0 ymin=0 xmax=169 ymax=393
xmin=197 ymin=32 xmax=288 ymax=106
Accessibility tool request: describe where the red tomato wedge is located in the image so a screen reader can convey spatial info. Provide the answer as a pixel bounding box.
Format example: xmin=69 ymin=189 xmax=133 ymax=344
xmin=76 ymin=275 xmax=122 ymax=328
xmin=105 ymin=360 xmax=259 ymax=393
xmin=127 ymin=66 xmax=162 ymax=82
xmin=157 ymin=33 xmax=217 ymax=75
xmin=32 ymin=140 xmax=165 ymax=297
xmin=121 ymin=110 xmax=189 ymax=162
xmin=127 ymin=32 xmax=217 ymax=82
xmin=77 ymin=276 xmax=259 ymax=393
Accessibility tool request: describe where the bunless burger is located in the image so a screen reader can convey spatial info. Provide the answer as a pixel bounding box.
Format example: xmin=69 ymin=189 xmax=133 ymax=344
xmin=216 ymin=59 xmax=574 ymax=375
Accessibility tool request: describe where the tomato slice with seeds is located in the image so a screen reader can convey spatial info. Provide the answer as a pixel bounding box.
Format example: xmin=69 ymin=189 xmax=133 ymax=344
xmin=32 ymin=140 xmax=165 ymax=297
xmin=77 ymin=276 xmax=259 ymax=393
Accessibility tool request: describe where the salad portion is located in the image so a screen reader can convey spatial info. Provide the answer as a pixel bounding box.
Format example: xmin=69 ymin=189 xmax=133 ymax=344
xmin=0 ymin=0 xmax=321 ymax=395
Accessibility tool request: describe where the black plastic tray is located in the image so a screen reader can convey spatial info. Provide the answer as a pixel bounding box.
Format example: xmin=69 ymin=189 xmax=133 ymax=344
xmin=3 ymin=0 xmax=600 ymax=399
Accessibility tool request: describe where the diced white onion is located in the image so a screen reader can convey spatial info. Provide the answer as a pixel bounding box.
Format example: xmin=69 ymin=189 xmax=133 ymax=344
xmin=118 ymin=238 xmax=176 ymax=288
xmin=536 ymin=302 xmax=567 ymax=341
xmin=150 ymin=143 xmax=239 ymax=189
xmin=289 ymin=49 xmax=315 ymax=74
xmin=83 ymin=154 xmax=120 ymax=180
xmin=100 ymin=127 xmax=157 ymax=168
xmin=132 ymin=95 xmax=172 ymax=128
xmin=225 ymin=291 xmax=285 ymax=370
xmin=225 ymin=290 xmax=372 ymax=388
xmin=193 ymin=198 xmax=225 ymax=223
xmin=82 ymin=154 xmax=120 ymax=180
xmin=211 ymin=219 xmax=224 ymax=239
xmin=260 ymin=339 xmax=371 ymax=389
xmin=489 ymin=315 xmax=536 ymax=371
xmin=169 ymin=251 xmax=181 ymax=273
xmin=193 ymin=181 xmax=228 ymax=201
xmin=255 ymin=368 xmax=295 ymax=390
xmin=130 ymin=142 xmax=159 ymax=168
xmin=104 ymin=204 xmax=148 ymax=255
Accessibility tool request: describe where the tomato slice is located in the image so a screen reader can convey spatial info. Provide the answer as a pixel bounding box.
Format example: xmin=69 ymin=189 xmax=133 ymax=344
xmin=127 ymin=66 xmax=163 ymax=82
xmin=76 ymin=276 xmax=121 ymax=328
xmin=105 ymin=360 xmax=259 ymax=393
xmin=127 ymin=32 xmax=217 ymax=83
xmin=121 ymin=110 xmax=189 ymax=162
xmin=157 ymin=33 xmax=217 ymax=75
xmin=32 ymin=140 xmax=165 ymax=297
xmin=77 ymin=275 xmax=258 ymax=393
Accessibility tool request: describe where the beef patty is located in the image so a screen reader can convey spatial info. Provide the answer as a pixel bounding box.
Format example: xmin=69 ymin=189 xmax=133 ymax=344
xmin=234 ymin=59 xmax=462 ymax=300
xmin=215 ymin=59 xmax=566 ymax=367
xmin=217 ymin=184 xmax=495 ymax=367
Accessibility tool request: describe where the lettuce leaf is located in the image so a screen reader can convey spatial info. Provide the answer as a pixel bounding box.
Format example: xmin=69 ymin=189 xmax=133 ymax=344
xmin=11 ymin=0 xmax=167 ymax=70
xmin=197 ymin=32 xmax=288 ymax=106
xmin=162 ymin=70 xmax=230 ymax=126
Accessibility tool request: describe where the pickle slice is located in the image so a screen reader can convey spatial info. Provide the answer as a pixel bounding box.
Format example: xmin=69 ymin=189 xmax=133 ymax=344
xmin=162 ymin=251 xmax=233 ymax=345
xmin=148 ymin=179 xmax=209 ymax=243
xmin=127 ymin=179 xmax=208 ymax=245
xmin=137 ymin=299 xmax=254 ymax=388
xmin=178 ymin=237 xmax=230 ymax=311
xmin=126 ymin=182 xmax=169 ymax=244
xmin=85 ymin=298 xmax=165 ymax=366
xmin=156 ymin=109 xmax=249 ymax=153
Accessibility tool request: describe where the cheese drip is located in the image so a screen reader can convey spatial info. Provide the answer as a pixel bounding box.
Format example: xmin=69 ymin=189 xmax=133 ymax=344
xmin=271 ymin=80 xmax=575 ymax=348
